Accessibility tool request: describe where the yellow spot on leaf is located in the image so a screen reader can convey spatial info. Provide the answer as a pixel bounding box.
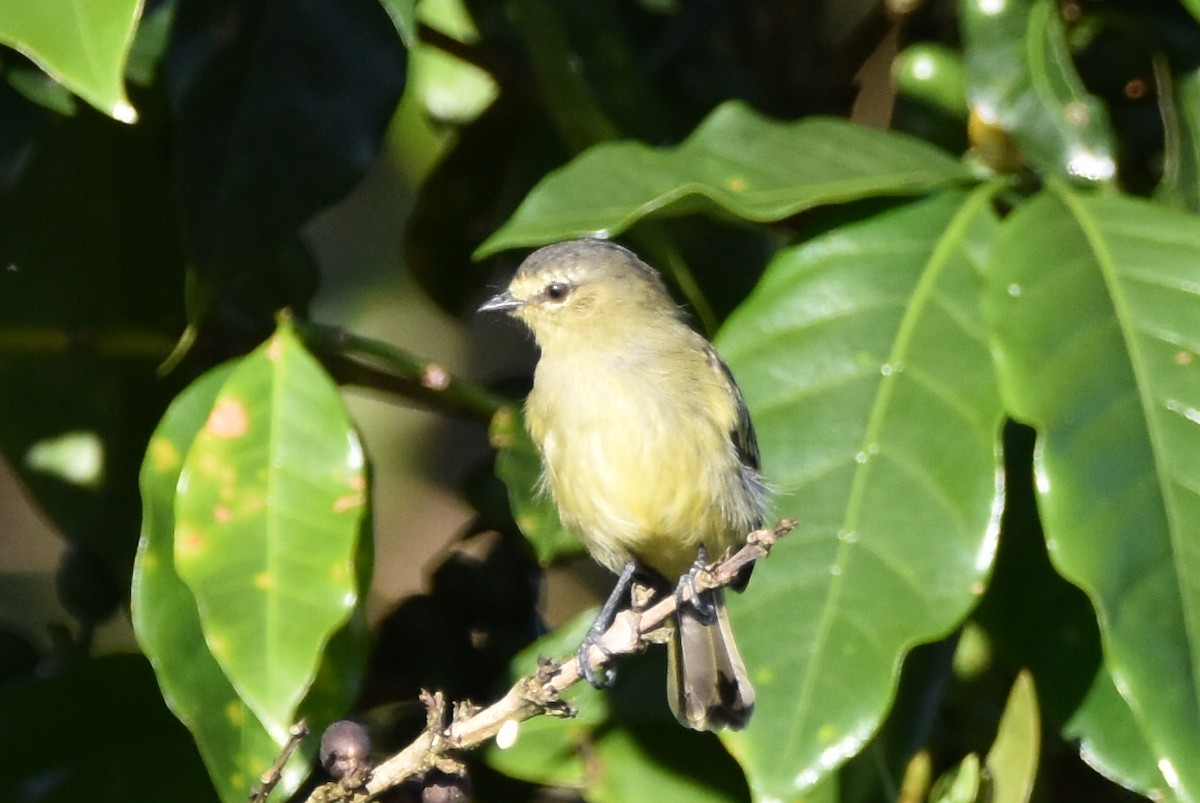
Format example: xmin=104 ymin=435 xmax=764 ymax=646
xmin=176 ymin=528 xmax=206 ymax=558
xmin=213 ymin=504 xmax=232 ymax=524
xmin=727 ymin=176 xmax=747 ymax=192
xmin=348 ymin=472 xmax=367 ymax=492
xmin=205 ymin=397 xmax=249 ymax=439
xmin=1177 ymin=350 xmax=1193 ymax=366
xmin=515 ymin=514 xmax=539 ymax=533
xmin=139 ymin=552 xmax=159 ymax=570
xmin=266 ymin=335 xmax=284 ymax=362
xmin=488 ymin=407 xmax=517 ymax=448
xmin=254 ymin=571 xmax=273 ymax=591
xmin=149 ymin=437 xmax=180 ymax=473
xmin=331 ymin=562 xmax=349 ymax=582
xmin=225 ymin=700 xmax=246 ymax=726
xmin=333 ymin=492 xmax=364 ymax=513
xmin=817 ymin=723 xmax=837 ymax=742
xmin=209 ymin=634 xmax=228 ymax=660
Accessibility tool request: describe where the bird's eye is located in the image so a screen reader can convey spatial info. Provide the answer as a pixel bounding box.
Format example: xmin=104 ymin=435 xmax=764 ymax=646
xmin=545 ymin=282 xmax=571 ymax=302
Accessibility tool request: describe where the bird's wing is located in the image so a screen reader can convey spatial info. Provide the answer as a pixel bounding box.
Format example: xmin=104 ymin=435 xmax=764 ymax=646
xmin=704 ymin=344 xmax=761 ymax=472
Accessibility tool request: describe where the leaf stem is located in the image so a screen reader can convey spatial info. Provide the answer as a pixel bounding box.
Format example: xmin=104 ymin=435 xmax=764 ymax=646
xmin=294 ymin=320 xmax=511 ymax=422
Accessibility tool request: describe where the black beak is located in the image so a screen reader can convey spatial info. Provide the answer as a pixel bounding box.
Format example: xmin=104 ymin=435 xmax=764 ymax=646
xmin=478 ymin=290 xmax=522 ymax=314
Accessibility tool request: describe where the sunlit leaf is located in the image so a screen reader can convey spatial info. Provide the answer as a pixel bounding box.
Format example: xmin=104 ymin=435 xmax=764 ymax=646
xmin=982 ymin=184 xmax=1200 ymax=799
xmin=132 ymin=361 xmax=285 ymax=802
xmin=477 ymin=101 xmax=968 ymax=258
xmin=1066 ymin=667 xmax=1175 ymax=799
xmin=173 ymin=322 xmax=368 ymax=738
xmin=716 ymin=188 xmax=1004 ymax=797
xmin=0 ymin=0 xmax=140 ymax=121
xmin=134 ymin=351 xmax=373 ymax=802
xmin=985 ymin=671 xmax=1039 ymax=803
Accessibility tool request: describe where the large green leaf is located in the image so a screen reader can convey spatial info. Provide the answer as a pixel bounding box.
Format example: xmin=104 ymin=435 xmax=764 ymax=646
xmin=476 ymin=101 xmax=968 ymax=258
xmin=982 ymin=185 xmax=1200 ymax=799
xmin=134 ymin=349 xmax=372 ymax=801
xmin=172 ymin=323 xmax=368 ymax=738
xmin=715 ymin=188 xmax=1005 ymax=797
xmin=132 ymin=362 xmax=283 ymax=802
xmin=1066 ymin=667 xmax=1175 ymax=799
xmin=0 ymin=0 xmax=140 ymax=121
xmin=961 ymin=0 xmax=1117 ymax=184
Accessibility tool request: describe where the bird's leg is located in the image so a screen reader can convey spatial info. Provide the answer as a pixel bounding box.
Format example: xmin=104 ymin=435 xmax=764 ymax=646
xmin=676 ymin=546 xmax=719 ymax=625
xmin=576 ymin=559 xmax=640 ymax=688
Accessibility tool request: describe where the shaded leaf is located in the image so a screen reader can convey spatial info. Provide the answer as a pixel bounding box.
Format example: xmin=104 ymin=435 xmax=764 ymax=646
xmin=173 ymin=323 xmax=368 ymax=738
xmin=0 ymin=0 xmax=140 ymax=121
xmin=476 ymin=100 xmax=968 ymax=258
xmin=961 ymin=0 xmax=1117 ymax=183
xmin=715 ymin=188 xmax=1005 ymax=797
xmin=0 ymin=655 xmax=215 ymax=802
xmin=982 ymin=185 xmax=1200 ymax=799
xmin=0 ymin=104 xmax=185 ymax=573
xmin=490 ymin=405 xmax=582 ymax=565
xmin=165 ymin=0 xmax=406 ymax=317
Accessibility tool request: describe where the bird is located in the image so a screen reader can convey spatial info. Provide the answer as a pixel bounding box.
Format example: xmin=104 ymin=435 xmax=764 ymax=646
xmin=479 ymin=238 xmax=768 ymax=731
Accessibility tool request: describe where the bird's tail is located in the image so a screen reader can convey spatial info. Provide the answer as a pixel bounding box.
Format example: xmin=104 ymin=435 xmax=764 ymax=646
xmin=666 ymin=588 xmax=755 ymax=731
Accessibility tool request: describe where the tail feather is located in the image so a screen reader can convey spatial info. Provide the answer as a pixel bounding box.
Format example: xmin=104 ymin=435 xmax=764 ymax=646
xmin=666 ymin=588 xmax=755 ymax=731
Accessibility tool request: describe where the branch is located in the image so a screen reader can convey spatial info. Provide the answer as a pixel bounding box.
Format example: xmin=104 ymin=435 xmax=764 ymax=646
xmin=294 ymin=319 xmax=512 ymax=422
xmin=301 ymin=519 xmax=796 ymax=802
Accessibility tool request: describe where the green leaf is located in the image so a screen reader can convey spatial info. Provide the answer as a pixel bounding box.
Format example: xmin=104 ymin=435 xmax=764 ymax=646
xmin=133 ymin=361 xmax=282 ymax=802
xmin=134 ymin=352 xmax=372 ymax=802
xmin=985 ymin=671 xmax=1039 ymax=803
xmin=715 ymin=188 xmax=1005 ymax=797
xmin=1066 ymin=667 xmax=1176 ymax=799
xmin=0 ymin=0 xmax=140 ymax=122
xmin=1183 ymin=0 xmax=1200 ymax=25
xmin=982 ymin=185 xmax=1200 ymax=799
xmin=930 ymin=754 xmax=986 ymax=803
xmin=476 ymin=100 xmax=969 ymax=258
xmin=490 ymin=405 xmax=583 ymax=565
xmin=1159 ymin=67 xmax=1200 ymax=213
xmin=172 ymin=322 xmax=368 ymax=738
xmin=961 ymin=0 xmax=1117 ymax=183
xmin=0 ymin=655 xmax=216 ymax=802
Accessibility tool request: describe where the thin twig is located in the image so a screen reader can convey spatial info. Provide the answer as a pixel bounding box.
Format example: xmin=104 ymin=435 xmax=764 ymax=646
xmin=303 ymin=519 xmax=796 ymax=802
xmin=251 ymin=719 xmax=309 ymax=801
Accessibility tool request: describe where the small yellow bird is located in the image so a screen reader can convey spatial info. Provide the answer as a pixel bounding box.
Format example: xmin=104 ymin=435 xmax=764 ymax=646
xmin=480 ymin=238 xmax=768 ymax=731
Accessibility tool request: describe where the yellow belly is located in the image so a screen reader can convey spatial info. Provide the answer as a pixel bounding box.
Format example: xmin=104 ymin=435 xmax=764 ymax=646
xmin=527 ymin=352 xmax=754 ymax=580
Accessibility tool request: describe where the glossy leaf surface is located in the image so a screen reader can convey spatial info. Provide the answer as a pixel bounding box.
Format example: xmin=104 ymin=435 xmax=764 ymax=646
xmin=173 ymin=324 xmax=367 ymax=737
xmin=983 ymin=185 xmax=1200 ymax=800
xmin=716 ymin=188 xmax=1004 ymax=797
xmin=477 ymin=101 xmax=968 ymax=257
